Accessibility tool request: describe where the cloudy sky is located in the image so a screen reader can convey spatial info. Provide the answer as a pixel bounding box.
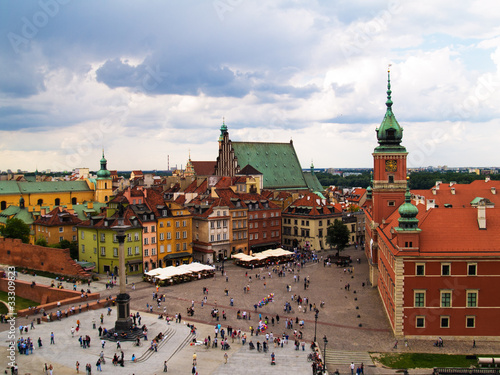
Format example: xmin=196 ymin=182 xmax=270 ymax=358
xmin=1 ymin=0 xmax=500 ymax=172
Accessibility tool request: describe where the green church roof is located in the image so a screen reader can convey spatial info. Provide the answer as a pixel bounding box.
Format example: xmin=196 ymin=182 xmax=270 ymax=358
xmin=0 ymin=180 xmax=92 ymax=196
xmin=303 ymin=171 xmax=324 ymax=193
xmin=232 ymin=141 xmax=309 ymax=190
xmin=0 ymin=205 xmax=34 ymax=225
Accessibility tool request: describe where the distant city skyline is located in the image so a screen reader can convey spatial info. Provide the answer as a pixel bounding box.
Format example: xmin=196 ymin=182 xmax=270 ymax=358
xmin=1 ymin=1 xmax=499 ymax=172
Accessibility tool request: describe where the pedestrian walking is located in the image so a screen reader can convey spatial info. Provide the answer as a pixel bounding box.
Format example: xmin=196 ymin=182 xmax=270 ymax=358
xmin=350 ymin=362 xmax=355 ymax=375
xmin=163 ymin=361 xmax=168 ymax=372
xmin=50 ymin=332 xmax=55 ymax=344
xmin=224 ymin=352 xmax=228 ymax=364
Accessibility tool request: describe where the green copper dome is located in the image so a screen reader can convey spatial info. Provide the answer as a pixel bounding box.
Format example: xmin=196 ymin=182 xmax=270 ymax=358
xmin=375 ymin=70 xmax=406 ymax=153
xmin=397 ymin=185 xmax=419 ymax=229
xmin=219 ymin=118 xmax=228 ymax=142
xmin=97 ymin=151 xmax=111 ymax=179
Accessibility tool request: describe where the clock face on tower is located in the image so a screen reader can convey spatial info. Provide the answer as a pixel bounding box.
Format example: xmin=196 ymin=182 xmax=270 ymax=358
xmin=385 ymin=159 xmax=397 ymax=172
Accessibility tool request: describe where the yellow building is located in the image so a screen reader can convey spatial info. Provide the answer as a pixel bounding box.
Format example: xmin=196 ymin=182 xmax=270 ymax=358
xmin=156 ymin=200 xmax=193 ymax=267
xmin=0 ymin=180 xmax=95 ymax=212
xmin=0 ymin=153 xmax=114 ymax=211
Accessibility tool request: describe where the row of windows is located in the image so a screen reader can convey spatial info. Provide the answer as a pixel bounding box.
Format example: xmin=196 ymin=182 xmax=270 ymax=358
xmin=414 ymin=290 xmax=478 ymax=308
xmin=232 ymin=220 xmax=247 ymax=229
xmin=147 ymin=220 xmax=188 ymax=229
xmin=157 ymin=231 xmax=189 ymax=241
xmin=159 ymin=243 xmax=188 ymax=253
xmin=81 ymin=245 xmax=141 ymax=256
xmin=415 ymin=263 xmax=477 ymax=276
xmin=82 ymin=243 xmax=189 ymax=255
xmin=415 ymin=315 xmax=476 ymax=329
xmin=210 ymin=233 xmax=228 ymax=242
xmin=80 ymin=232 xmax=141 ymax=242
xmin=144 ymin=248 xmax=157 ymax=256
xmin=38 ymin=226 xmax=78 ymax=233
xmin=282 ymin=218 xmax=335 ymax=227
xmin=144 ymin=237 xmax=157 ymax=245
xmin=233 ymin=231 xmax=248 ymax=241
xmin=24 ymin=197 xmax=79 ymax=207
xmin=210 ymin=220 xmax=228 ymax=229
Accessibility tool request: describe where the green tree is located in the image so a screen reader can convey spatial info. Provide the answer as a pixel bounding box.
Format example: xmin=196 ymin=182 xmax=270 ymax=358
xmin=52 ymin=239 xmax=79 ymax=260
xmin=326 ymin=219 xmax=350 ymax=256
xmin=0 ymin=218 xmax=30 ymax=243
xmin=35 ymin=236 xmax=48 ymax=247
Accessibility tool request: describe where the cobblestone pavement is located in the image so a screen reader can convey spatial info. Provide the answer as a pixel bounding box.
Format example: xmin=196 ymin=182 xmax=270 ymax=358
xmin=2 ymin=246 xmax=500 ymax=374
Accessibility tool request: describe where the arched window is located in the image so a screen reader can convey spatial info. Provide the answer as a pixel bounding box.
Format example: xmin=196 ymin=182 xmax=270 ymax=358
xmin=105 ymin=196 xmax=108 ymax=202
xmin=55 ymin=198 xmax=60 ymax=206
xmin=37 ymin=199 xmax=43 ymax=206
xmin=0 ymin=201 xmax=6 ymax=210
xmin=104 ymin=183 xmax=107 ymax=189
xmin=72 ymin=197 xmax=77 ymax=205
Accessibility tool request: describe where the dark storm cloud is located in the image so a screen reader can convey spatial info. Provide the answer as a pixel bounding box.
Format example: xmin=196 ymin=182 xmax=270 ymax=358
xmin=95 ymin=57 xmax=252 ymax=98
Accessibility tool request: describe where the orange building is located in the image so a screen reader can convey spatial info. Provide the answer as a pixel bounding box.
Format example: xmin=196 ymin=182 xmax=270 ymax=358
xmin=32 ymin=207 xmax=82 ymax=245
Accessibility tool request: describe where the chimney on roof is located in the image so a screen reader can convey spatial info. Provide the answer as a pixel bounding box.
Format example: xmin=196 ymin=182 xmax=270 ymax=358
xmin=478 ymin=202 xmax=486 ymax=230
xmin=451 ymin=187 xmax=456 ymax=195
xmin=486 ymin=177 xmax=491 ymax=182
xmin=432 ymin=187 xmax=437 ymax=195
xmin=492 ymin=187 xmax=497 ymax=195
xmin=41 ymin=208 xmax=47 ymax=216
xmin=426 ymin=199 xmax=436 ymax=210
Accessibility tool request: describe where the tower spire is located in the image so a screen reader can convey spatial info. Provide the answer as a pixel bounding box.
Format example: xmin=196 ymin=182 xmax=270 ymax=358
xmin=386 ymin=64 xmax=393 ymax=111
xmin=219 ymin=117 xmax=228 ymax=142
xmin=375 ymin=65 xmax=405 ymax=151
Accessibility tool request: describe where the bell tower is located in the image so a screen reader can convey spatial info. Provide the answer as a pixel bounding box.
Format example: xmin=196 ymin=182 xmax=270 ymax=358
xmin=372 ymin=69 xmax=408 ymax=225
xmin=95 ymin=150 xmax=113 ymax=203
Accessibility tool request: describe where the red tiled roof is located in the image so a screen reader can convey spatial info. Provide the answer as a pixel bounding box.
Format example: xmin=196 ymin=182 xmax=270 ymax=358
xmin=285 ymin=192 xmax=339 ymax=216
xmin=412 ymin=180 xmax=500 ymax=208
xmin=191 ymin=161 xmax=216 ymax=176
xmin=33 ymin=207 xmax=82 ymax=226
xmin=379 ymin=201 xmax=500 ymax=255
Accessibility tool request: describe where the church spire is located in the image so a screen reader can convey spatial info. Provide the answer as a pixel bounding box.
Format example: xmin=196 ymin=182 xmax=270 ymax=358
xmin=97 ymin=150 xmax=111 ymax=179
xmin=219 ymin=117 xmax=228 ymax=142
xmin=386 ymin=66 xmax=393 ymax=111
xmin=375 ymin=65 xmax=405 ymax=152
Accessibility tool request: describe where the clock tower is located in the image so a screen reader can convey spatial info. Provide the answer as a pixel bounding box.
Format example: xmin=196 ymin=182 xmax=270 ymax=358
xmin=372 ymin=70 xmax=408 ymax=226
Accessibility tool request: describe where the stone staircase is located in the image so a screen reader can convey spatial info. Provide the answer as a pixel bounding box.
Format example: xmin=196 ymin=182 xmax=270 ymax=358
xmin=324 ymin=349 xmax=374 ymax=368
xmin=128 ymin=324 xmax=193 ymax=364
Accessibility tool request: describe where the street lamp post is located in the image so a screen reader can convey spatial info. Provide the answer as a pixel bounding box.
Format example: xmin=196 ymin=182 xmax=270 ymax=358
xmin=323 ymin=335 xmax=328 ymax=374
xmin=314 ymin=310 xmax=319 ymax=342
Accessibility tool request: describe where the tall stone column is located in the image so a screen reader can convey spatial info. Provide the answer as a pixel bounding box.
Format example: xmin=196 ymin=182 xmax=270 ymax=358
xmin=114 ymin=228 xmax=132 ymax=332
